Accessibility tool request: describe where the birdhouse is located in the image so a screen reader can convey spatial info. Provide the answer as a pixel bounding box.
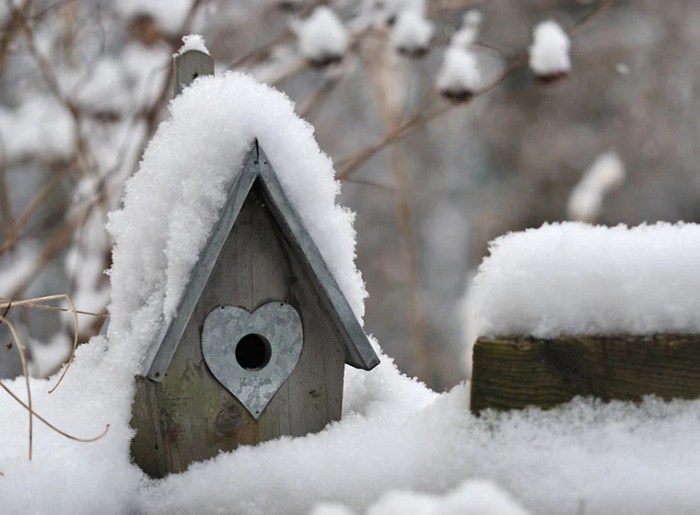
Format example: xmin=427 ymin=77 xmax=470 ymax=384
xmin=130 ymin=141 xmax=380 ymax=478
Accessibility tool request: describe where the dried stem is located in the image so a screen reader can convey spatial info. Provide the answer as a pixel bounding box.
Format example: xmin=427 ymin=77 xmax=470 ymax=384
xmin=0 ymin=313 xmax=33 ymax=459
xmin=0 ymin=382 xmax=109 ymax=442
xmin=46 ymin=294 xmax=78 ymax=393
xmin=337 ymin=0 xmax=618 ymax=182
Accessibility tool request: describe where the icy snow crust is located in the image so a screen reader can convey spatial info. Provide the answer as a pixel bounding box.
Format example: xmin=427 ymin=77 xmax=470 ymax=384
xmin=4 ymin=76 xmax=700 ymax=514
xmin=470 ymin=222 xmax=700 ymax=338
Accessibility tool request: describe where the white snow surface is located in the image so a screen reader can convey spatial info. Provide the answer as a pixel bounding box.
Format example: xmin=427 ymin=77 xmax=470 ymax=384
xmin=469 ymin=222 xmax=700 ymax=338
xmin=311 ymin=479 xmax=528 ymax=515
xmin=529 ymin=20 xmax=571 ymax=77
xmin=366 ymin=480 xmax=529 ymax=515
xmin=6 ymin=75 xmax=700 ymax=515
xmin=391 ymin=10 xmax=433 ymax=54
xmin=567 ymin=151 xmax=625 ymax=222
xmin=292 ymin=7 xmax=349 ymax=63
xmin=177 ymin=34 xmax=210 ymax=56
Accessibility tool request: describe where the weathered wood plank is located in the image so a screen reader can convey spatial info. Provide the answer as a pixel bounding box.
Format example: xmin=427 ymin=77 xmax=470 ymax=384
xmin=173 ymin=49 xmax=214 ymax=95
xmin=470 ymin=334 xmax=700 ymax=414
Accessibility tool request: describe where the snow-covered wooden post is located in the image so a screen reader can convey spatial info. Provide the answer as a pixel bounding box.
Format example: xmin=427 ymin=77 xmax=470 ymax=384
xmin=173 ymin=36 xmax=214 ymax=95
xmin=468 ymin=224 xmax=700 ymax=414
xmin=129 ymin=48 xmax=379 ymax=478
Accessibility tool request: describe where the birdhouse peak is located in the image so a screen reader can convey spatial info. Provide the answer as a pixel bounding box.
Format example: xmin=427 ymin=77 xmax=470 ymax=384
xmin=144 ymin=140 xmax=379 ymax=381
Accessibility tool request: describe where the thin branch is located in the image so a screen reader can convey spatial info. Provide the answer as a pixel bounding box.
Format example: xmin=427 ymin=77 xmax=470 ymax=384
xmin=46 ymin=294 xmax=79 ymax=393
xmin=0 ymin=313 xmax=32 ymax=459
xmin=343 ymin=177 xmax=397 ymax=193
xmin=336 ymin=0 xmax=617 ymax=182
xmin=0 ymin=295 xmax=104 ymax=317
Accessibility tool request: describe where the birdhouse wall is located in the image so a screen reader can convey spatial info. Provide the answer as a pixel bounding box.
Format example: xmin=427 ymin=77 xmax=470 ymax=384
xmin=131 ymin=181 xmax=346 ymax=478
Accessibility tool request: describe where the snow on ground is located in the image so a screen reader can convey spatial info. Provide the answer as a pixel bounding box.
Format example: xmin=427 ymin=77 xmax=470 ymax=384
xmin=468 ymin=222 xmax=700 ymax=339
xmin=313 ymin=479 xmax=530 ymax=515
xmin=3 ymin=73 xmax=700 ymax=515
xmin=528 ymin=20 xmax=571 ymax=77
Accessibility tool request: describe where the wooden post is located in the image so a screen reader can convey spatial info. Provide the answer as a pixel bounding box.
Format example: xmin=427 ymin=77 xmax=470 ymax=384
xmin=470 ymin=334 xmax=700 ymax=414
xmin=174 ymin=49 xmax=214 ymax=96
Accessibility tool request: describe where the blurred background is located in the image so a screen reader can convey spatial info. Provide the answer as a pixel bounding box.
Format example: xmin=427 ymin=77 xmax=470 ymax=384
xmin=0 ymin=0 xmax=697 ymax=390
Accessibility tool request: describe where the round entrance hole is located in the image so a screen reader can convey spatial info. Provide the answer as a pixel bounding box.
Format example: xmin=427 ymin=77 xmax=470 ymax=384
xmin=235 ymin=333 xmax=271 ymax=371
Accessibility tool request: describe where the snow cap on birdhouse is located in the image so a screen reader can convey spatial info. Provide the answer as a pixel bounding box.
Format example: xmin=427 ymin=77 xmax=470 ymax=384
xmin=121 ymin=67 xmax=379 ymax=478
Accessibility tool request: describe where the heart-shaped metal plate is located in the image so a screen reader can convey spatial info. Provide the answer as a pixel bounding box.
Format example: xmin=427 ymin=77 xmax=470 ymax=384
xmin=201 ymin=302 xmax=303 ymax=419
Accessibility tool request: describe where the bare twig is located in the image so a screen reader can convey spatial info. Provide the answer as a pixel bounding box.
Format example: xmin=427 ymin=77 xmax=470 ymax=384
xmin=0 ymin=381 xmax=109 ymax=442
xmin=336 ymin=0 xmax=617 ymax=182
xmin=0 ymin=313 xmax=33 ymax=459
xmin=46 ymin=294 xmax=79 ymax=393
xmin=0 ymin=297 xmax=105 ymax=318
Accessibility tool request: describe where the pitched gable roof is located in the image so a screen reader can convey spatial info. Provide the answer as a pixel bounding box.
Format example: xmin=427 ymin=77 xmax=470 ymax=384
xmin=145 ymin=140 xmax=379 ymax=381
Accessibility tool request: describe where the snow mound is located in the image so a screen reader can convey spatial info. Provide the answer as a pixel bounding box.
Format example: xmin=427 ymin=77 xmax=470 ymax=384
xmin=364 ymin=480 xmax=529 ymax=515
xmin=469 ymin=222 xmax=700 ymax=338
xmin=528 ymin=20 xmax=571 ymax=77
xmin=311 ymin=479 xmax=529 ymax=515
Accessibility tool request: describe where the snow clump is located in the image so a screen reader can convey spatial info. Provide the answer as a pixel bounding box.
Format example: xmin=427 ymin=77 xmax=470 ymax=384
xmin=528 ymin=20 xmax=571 ymax=79
xmin=291 ymin=6 xmax=349 ymax=67
xmin=391 ymin=9 xmax=433 ymax=57
xmin=176 ymin=34 xmax=210 ymax=56
xmin=436 ymin=11 xmax=486 ymax=101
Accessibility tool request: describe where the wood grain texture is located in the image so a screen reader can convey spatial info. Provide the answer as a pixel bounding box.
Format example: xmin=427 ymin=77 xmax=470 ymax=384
xmin=173 ymin=49 xmax=214 ymax=95
xmin=131 ymin=182 xmax=345 ymax=477
xmin=470 ymin=334 xmax=700 ymax=414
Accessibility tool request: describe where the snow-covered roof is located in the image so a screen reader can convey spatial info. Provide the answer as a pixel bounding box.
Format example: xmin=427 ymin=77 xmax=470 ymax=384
xmin=106 ymin=72 xmax=371 ymax=375
xmin=145 ymin=140 xmax=379 ymax=377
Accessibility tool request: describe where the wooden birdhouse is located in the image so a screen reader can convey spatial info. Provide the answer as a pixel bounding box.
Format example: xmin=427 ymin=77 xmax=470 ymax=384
xmin=129 ymin=140 xmax=380 ymax=478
